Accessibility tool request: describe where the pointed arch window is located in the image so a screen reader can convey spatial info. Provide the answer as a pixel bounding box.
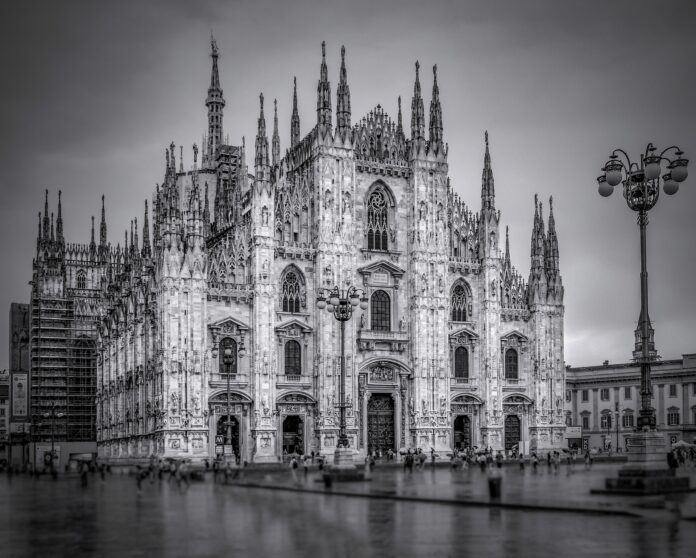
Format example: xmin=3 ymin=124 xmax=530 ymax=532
xmin=454 ymin=347 xmax=469 ymax=379
xmin=281 ymin=271 xmax=302 ymax=313
xmin=77 ymin=270 xmax=86 ymax=290
xmin=505 ymin=348 xmax=518 ymax=380
xmin=371 ymin=290 xmax=391 ymax=331
xmin=219 ymin=338 xmax=238 ymax=377
xmin=451 ymin=284 xmax=468 ymax=322
xmin=285 ymin=340 xmax=301 ymax=376
xmin=366 ymin=190 xmax=389 ymax=251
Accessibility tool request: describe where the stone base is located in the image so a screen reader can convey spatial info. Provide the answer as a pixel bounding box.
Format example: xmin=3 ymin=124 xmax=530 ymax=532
xmin=600 ymin=431 xmax=691 ymax=495
xmin=332 ymin=447 xmax=357 ymax=470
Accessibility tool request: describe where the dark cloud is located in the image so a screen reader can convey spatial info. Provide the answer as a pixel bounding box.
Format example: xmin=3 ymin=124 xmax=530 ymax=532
xmin=1 ymin=0 xmax=695 ymax=368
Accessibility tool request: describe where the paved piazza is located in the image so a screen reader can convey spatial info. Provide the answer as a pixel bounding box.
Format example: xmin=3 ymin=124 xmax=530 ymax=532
xmin=2 ymin=463 xmax=696 ymax=557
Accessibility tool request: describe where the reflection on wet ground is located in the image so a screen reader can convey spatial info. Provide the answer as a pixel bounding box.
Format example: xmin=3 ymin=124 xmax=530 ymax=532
xmin=1 ymin=464 xmax=695 ymax=558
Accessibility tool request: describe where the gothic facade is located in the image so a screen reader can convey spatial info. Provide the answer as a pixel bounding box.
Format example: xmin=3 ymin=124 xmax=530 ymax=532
xmin=46 ymin=40 xmax=565 ymax=463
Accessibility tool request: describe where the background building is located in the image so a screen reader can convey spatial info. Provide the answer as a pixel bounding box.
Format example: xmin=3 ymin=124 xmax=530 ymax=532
xmin=566 ymin=353 xmax=696 ymax=452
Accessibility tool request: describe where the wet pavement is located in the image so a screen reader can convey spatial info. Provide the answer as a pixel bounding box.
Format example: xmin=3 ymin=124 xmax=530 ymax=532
xmin=1 ymin=464 xmax=695 ymax=557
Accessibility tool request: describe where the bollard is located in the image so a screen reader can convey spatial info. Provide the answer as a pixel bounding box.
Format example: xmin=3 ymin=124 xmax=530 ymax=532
xmin=488 ymin=476 xmax=502 ymax=500
xmin=323 ymin=472 xmax=334 ymax=489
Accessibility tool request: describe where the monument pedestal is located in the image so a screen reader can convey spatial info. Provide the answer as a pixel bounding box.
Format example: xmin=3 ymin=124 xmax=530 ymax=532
xmin=601 ymin=431 xmax=690 ymax=494
xmin=326 ymin=447 xmax=365 ymax=481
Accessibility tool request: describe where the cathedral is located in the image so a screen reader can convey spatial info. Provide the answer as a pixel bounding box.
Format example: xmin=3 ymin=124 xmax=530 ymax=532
xmin=33 ymin=39 xmax=565 ymax=464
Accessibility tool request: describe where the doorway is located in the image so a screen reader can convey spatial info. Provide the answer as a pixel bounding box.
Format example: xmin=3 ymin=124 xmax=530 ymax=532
xmin=216 ymin=415 xmax=240 ymax=459
xmin=453 ymin=415 xmax=472 ymax=450
xmin=504 ymin=414 xmax=521 ymax=451
xmin=282 ymin=415 xmax=304 ymax=455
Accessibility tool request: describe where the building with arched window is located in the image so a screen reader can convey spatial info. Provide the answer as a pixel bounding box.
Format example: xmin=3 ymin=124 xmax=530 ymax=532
xmin=76 ymin=40 xmax=567 ymax=465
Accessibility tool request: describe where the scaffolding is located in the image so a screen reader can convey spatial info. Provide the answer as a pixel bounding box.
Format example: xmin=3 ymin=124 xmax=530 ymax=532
xmin=30 ymin=295 xmax=97 ymax=443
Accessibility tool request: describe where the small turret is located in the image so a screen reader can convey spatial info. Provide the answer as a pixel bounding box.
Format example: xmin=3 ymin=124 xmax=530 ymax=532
xmin=410 ymin=61 xmax=426 ymax=148
xmin=428 ymin=65 xmax=443 ymax=155
xmin=335 ymin=45 xmax=351 ymax=142
xmin=272 ymin=99 xmax=280 ymax=166
xmin=481 ymin=131 xmax=495 ymax=212
xmin=255 ymin=93 xmax=269 ymax=170
xmin=205 ymin=35 xmax=225 ymax=166
xmin=142 ymin=200 xmax=151 ymax=259
xmin=291 ymin=77 xmax=300 ymax=148
xmin=317 ymin=41 xmax=332 ymax=133
xmin=90 ymin=215 xmax=96 ymax=257
xmin=56 ymin=190 xmax=64 ymax=246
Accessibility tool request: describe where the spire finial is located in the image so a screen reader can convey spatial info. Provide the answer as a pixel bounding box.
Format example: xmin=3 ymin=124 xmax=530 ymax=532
xmin=411 ymin=61 xmax=425 ymax=143
xmin=485 ymin=130 xmax=489 ymax=147
xmin=91 ymin=215 xmax=95 ymax=245
xmin=317 ymin=41 xmax=331 ymax=129
xmin=291 ymin=77 xmax=300 ymax=147
xmin=272 ymin=98 xmax=280 ymax=166
xmin=336 ymin=44 xmax=351 ymax=139
xmin=322 ymin=40 xmax=326 ymax=60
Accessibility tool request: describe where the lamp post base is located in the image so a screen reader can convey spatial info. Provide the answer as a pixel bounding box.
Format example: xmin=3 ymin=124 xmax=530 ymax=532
xmin=599 ymin=431 xmax=690 ymax=495
xmin=326 ymin=447 xmax=365 ymax=482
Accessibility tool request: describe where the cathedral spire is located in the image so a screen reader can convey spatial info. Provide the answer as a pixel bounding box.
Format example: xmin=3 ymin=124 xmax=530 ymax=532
xmin=504 ymin=225 xmax=511 ymax=271
xmin=255 ymin=93 xmax=269 ymax=169
xmin=90 ymin=215 xmax=96 ymax=251
xmin=50 ymin=212 xmax=54 ymax=243
xmin=56 ymin=190 xmax=64 ymax=244
xmin=546 ymin=196 xmax=559 ymax=275
xmin=142 ymin=200 xmax=151 ymax=259
xmin=37 ymin=212 xmax=42 ymax=243
xmin=272 ymin=98 xmax=280 ymax=166
xmin=397 ymin=95 xmax=403 ymax=136
xmin=291 ymin=77 xmax=300 ymax=148
xmin=411 ymin=61 xmax=426 ymax=147
xmin=100 ymin=195 xmax=107 ymax=247
xmin=43 ymin=190 xmax=49 ymax=240
xmin=206 ymin=35 xmax=225 ymax=166
xmin=335 ymin=45 xmax=351 ymax=141
xmin=428 ymin=64 xmax=443 ymax=153
xmin=481 ymin=131 xmax=495 ymax=211
xmin=317 ymin=41 xmax=332 ymax=130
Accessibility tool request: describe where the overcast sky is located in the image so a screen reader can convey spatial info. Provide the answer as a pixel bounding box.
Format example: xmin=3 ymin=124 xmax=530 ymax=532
xmin=1 ymin=0 xmax=695 ymax=369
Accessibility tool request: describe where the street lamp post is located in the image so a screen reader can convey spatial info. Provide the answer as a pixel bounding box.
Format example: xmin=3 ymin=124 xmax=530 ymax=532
xmin=317 ymin=286 xmax=368 ymax=468
xmin=222 ymin=337 xmax=245 ymax=463
xmin=43 ymin=400 xmax=64 ymax=478
xmin=599 ymin=143 xmax=691 ymax=493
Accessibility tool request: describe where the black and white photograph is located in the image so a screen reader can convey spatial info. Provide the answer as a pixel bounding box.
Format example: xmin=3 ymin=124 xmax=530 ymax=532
xmin=1 ymin=1 xmax=695 ymax=556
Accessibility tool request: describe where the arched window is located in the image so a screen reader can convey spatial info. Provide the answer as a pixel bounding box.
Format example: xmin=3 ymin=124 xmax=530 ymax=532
xmin=285 ymin=340 xmax=301 ymax=376
xmin=77 ymin=271 xmax=86 ymax=290
xmin=281 ymin=271 xmax=302 ymax=313
xmin=366 ymin=190 xmax=389 ymax=251
xmin=454 ymin=347 xmax=469 ymax=379
xmin=219 ymin=338 xmax=237 ymax=377
xmin=451 ymin=284 xmax=468 ymax=322
xmin=370 ymin=290 xmax=391 ymax=331
xmin=601 ymin=413 xmax=612 ymax=429
xmin=505 ymin=348 xmax=518 ymax=380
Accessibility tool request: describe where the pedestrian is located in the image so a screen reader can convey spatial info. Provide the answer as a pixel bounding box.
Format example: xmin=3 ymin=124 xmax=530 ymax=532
xmin=80 ymin=462 xmax=89 ymax=488
xmin=303 ymin=455 xmax=309 ymax=478
xmin=547 ymin=452 xmax=552 ymax=470
xmin=290 ymin=456 xmax=300 ymax=485
xmin=496 ymin=451 xmax=503 ymax=469
xmin=311 ymin=450 xmax=315 ymax=464
xmin=430 ymin=448 xmax=436 ymax=466
xmin=532 ymin=452 xmax=539 ymax=473
xmin=213 ymin=459 xmax=220 ymax=483
xmin=518 ymin=453 xmax=525 ymax=471
xmin=136 ymin=465 xmax=144 ymax=491
xmin=100 ymin=463 xmax=106 ymax=481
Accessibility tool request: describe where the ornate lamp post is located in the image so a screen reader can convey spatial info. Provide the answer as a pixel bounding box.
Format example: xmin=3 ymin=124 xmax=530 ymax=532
xmin=598 ymin=143 xmax=690 ymax=493
xmin=43 ymin=400 xmax=64 ymax=478
xmin=223 ymin=337 xmax=245 ymax=462
xmin=317 ymin=286 xmax=368 ymax=467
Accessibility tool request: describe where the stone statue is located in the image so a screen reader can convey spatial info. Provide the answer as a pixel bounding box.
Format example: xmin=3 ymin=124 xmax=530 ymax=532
xmin=399 ymin=317 xmax=405 ymax=332
xmin=360 ymin=313 xmax=365 ymax=329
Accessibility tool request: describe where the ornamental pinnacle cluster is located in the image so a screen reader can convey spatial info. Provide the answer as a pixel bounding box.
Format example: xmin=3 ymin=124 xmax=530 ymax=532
xmin=30 ymin=40 xmax=564 ymax=463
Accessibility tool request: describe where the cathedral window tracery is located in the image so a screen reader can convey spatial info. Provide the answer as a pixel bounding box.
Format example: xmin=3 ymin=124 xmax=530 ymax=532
xmin=219 ymin=337 xmax=238 ymax=377
xmin=367 ymin=190 xmax=389 ymax=251
xmin=77 ymin=270 xmax=86 ymax=290
xmin=280 ymin=268 xmax=305 ymax=313
xmin=370 ymin=290 xmax=391 ymax=331
xmin=451 ymin=283 xmax=469 ymax=322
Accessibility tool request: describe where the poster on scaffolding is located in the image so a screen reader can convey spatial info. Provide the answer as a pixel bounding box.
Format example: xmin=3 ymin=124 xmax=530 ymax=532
xmin=12 ymin=373 xmax=28 ymax=417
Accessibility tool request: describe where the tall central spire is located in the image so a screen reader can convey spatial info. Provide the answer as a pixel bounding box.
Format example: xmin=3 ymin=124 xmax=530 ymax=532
xmin=205 ymin=35 xmax=225 ymax=166
xmin=317 ymin=41 xmax=332 ymax=131
xmin=411 ymin=61 xmax=425 ymax=145
xmin=335 ymin=45 xmax=351 ymax=141
xmin=291 ymin=77 xmax=301 ymax=148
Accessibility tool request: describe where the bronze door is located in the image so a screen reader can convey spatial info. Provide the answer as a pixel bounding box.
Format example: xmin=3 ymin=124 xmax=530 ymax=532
xmin=504 ymin=414 xmax=521 ymax=451
xmin=367 ymin=394 xmax=395 ymax=453
xmin=282 ymin=415 xmax=304 ymax=455
xmin=217 ymin=415 xmax=240 ymax=457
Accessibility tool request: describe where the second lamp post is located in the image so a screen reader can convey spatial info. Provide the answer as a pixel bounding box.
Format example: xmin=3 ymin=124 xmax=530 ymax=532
xmin=317 ymin=286 xmax=368 ymax=459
